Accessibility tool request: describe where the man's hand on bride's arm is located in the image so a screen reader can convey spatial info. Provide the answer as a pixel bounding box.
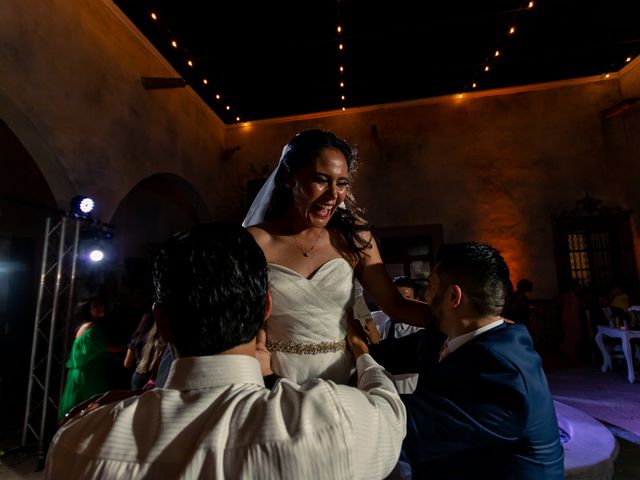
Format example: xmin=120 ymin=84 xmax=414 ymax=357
xmin=346 ymin=310 xmax=369 ymax=358
xmin=255 ymin=327 xmax=273 ymax=376
xmin=363 ymin=317 xmax=382 ymax=344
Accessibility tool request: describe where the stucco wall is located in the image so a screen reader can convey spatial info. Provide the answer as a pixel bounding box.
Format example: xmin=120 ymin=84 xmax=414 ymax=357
xmin=2 ymin=0 xmax=640 ymax=298
xmin=226 ymin=77 xmax=640 ymax=298
xmin=0 ymin=0 xmax=225 ymax=221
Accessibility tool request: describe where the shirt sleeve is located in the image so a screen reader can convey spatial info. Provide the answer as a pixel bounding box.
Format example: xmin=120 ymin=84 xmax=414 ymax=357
xmin=331 ymin=354 xmax=407 ymax=480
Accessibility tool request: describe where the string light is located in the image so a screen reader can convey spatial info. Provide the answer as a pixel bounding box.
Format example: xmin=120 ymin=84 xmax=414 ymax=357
xmin=341 ymin=95 xmax=345 ymax=100
xmin=627 ymin=56 xmax=632 ymax=63
xmin=494 ymin=50 xmax=500 ymax=57
xmin=508 ymin=26 xmax=516 ymax=35
xmin=340 ymin=81 xmax=344 ymax=88
xmin=145 ymin=10 xmax=241 ymax=123
xmin=528 ymin=1 xmax=534 ymax=8
xmin=337 ymin=25 xmax=342 ymax=33
xmin=484 ymin=65 xmax=490 ymax=72
xmin=342 ymin=107 xmax=346 ymax=111
xmin=472 ymin=82 xmax=477 ymax=88
xmin=339 ymin=66 xmax=344 ymax=72
xmin=605 ymin=73 xmax=611 ymax=78
xmin=338 ymin=43 xmax=344 ymax=50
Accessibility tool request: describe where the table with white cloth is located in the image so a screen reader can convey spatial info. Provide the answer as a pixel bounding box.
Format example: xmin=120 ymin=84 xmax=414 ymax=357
xmin=595 ymin=325 xmax=640 ymax=383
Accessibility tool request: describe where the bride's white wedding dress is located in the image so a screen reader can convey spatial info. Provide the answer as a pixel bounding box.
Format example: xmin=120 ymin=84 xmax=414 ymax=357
xmin=266 ymin=257 xmax=356 ymax=384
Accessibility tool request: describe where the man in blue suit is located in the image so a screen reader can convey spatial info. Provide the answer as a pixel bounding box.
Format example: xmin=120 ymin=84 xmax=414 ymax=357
xmin=368 ymin=242 xmax=564 ymax=479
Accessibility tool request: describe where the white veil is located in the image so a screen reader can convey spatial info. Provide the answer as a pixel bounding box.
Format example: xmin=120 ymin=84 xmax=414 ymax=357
xmin=242 ymin=146 xmax=289 ymax=228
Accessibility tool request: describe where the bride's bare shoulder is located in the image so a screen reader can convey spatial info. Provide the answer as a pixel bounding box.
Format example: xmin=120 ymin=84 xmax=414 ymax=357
xmin=247 ymin=222 xmax=276 ymax=246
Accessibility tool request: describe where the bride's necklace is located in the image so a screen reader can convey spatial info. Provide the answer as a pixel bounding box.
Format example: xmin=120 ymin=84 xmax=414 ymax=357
xmin=293 ymin=229 xmax=323 ymax=257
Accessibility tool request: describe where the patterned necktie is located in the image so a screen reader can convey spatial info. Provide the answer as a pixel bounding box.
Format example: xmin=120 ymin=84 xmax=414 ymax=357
xmin=438 ymin=342 xmax=451 ymax=362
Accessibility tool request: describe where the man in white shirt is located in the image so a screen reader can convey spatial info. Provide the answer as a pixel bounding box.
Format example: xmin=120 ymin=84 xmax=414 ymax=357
xmin=45 ymin=221 xmax=406 ymax=480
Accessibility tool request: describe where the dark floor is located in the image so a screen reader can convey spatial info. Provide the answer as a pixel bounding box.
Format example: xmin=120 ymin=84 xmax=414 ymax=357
xmin=1 ymin=354 xmax=640 ymax=479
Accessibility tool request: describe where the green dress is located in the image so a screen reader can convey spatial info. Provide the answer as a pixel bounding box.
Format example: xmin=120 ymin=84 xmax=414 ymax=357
xmin=58 ymin=325 xmax=109 ymax=420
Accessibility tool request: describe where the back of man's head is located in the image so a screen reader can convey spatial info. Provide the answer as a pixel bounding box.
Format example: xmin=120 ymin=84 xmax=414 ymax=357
xmin=153 ymin=221 xmax=268 ymax=357
xmin=436 ymin=242 xmax=511 ymax=316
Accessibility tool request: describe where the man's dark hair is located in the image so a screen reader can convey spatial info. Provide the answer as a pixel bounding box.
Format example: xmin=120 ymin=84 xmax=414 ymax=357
xmin=516 ymin=278 xmax=533 ymax=293
xmin=435 ymin=242 xmax=511 ymax=316
xmin=153 ymin=221 xmax=268 ymax=357
xmin=392 ymin=275 xmax=420 ymax=298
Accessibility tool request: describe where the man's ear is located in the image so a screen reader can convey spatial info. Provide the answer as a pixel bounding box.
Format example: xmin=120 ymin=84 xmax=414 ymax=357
xmin=152 ymin=303 xmax=174 ymax=344
xmin=264 ymin=288 xmax=272 ymax=321
xmin=449 ymin=284 xmax=463 ymax=309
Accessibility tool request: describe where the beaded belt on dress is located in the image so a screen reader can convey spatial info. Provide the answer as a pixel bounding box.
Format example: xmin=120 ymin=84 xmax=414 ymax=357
xmin=266 ymin=338 xmax=346 ymax=354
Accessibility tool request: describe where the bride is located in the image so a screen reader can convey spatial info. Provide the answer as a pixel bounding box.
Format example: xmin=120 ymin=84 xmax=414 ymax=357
xmin=244 ymin=129 xmax=429 ymax=384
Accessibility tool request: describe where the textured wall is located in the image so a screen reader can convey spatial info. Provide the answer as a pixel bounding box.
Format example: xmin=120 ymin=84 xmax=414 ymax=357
xmin=226 ymin=77 xmax=640 ymax=298
xmin=2 ymin=0 xmax=639 ymax=297
xmin=0 ymin=0 xmax=225 ymax=222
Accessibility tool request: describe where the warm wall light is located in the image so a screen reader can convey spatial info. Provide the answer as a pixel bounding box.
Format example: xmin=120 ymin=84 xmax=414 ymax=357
xmin=171 ymin=40 xmax=178 ymax=48
xmin=150 ymin=12 xmax=157 ymax=20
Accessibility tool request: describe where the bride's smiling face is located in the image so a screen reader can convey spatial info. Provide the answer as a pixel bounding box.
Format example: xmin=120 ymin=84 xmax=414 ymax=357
xmin=289 ymin=147 xmax=350 ymax=228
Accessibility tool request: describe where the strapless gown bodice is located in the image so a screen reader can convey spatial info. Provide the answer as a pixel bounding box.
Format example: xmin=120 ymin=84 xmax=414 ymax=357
xmin=267 ymin=258 xmax=355 ymax=384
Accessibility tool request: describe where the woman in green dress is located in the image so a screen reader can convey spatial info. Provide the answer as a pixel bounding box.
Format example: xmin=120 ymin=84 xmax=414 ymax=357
xmin=58 ymin=298 xmax=110 ymax=421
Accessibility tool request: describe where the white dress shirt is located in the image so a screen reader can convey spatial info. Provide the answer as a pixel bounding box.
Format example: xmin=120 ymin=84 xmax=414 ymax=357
xmin=45 ymin=353 xmax=406 ymax=480
xmin=445 ymin=318 xmax=505 ymax=353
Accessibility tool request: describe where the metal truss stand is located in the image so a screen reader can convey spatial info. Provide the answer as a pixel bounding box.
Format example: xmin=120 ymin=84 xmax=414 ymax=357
xmin=21 ymin=216 xmax=80 ymax=458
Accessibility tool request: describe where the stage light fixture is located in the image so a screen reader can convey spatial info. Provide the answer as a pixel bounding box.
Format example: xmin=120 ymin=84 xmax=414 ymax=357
xmin=71 ymin=195 xmax=95 ymax=217
xmin=89 ymin=250 xmax=105 ymax=262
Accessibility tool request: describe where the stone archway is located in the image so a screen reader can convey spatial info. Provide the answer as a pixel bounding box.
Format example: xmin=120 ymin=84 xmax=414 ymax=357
xmin=110 ymin=172 xmax=211 ymax=264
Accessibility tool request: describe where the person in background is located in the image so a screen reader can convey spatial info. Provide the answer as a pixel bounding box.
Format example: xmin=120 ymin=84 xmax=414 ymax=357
xmin=59 ymin=297 xmax=113 ymax=421
xmin=46 ymin=221 xmax=406 ymax=479
xmin=506 ymin=278 xmax=533 ymax=325
xmin=366 ymin=275 xmax=425 ymax=342
xmin=123 ymin=308 xmax=156 ymax=390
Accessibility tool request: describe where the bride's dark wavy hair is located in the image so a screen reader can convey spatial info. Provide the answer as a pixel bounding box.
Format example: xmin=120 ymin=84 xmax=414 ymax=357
xmin=265 ymin=129 xmax=372 ymax=257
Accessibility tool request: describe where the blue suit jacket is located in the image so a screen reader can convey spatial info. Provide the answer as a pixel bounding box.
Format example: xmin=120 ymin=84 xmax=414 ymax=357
xmin=370 ymin=323 xmax=564 ymax=479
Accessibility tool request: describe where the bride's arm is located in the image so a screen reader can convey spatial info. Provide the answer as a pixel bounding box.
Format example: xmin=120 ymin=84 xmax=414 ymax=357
xmin=356 ymin=233 xmax=432 ymax=328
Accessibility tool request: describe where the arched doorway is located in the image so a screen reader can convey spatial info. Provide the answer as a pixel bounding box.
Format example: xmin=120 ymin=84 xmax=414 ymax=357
xmin=0 ymin=118 xmax=61 ymax=435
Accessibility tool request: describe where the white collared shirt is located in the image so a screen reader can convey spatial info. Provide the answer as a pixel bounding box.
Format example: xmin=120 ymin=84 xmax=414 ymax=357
xmin=445 ymin=318 xmax=505 ymax=354
xmin=45 ymin=353 xmax=406 ymax=480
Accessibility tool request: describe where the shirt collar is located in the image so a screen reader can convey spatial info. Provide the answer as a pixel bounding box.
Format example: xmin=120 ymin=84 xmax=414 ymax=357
xmin=446 ymin=318 xmax=504 ymax=354
xmin=164 ymin=354 xmax=265 ymax=391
